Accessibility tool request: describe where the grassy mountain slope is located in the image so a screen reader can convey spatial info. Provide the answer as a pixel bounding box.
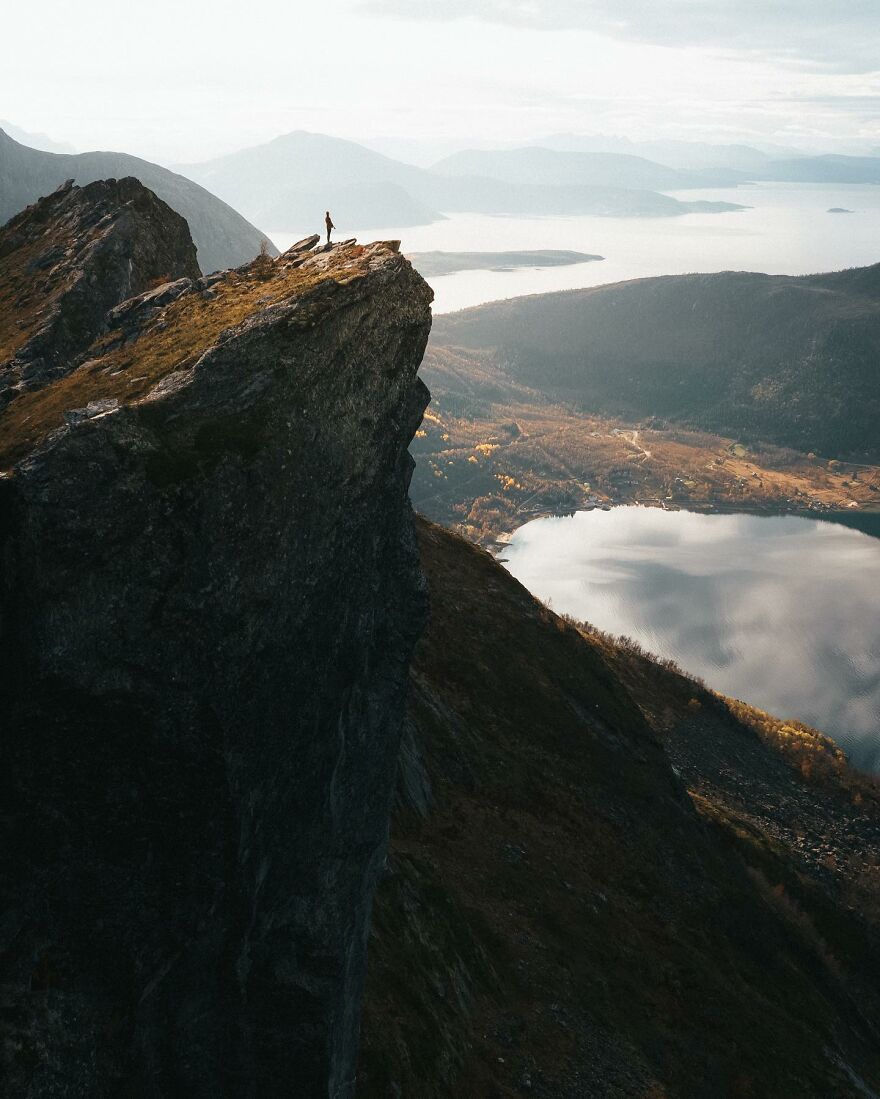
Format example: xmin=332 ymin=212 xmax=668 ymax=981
xmin=430 ymin=264 xmax=880 ymax=459
xmin=359 ymin=517 xmax=880 ymax=1098
xmin=0 ymin=128 xmax=273 ymax=273
xmin=409 ymin=342 xmax=880 ymax=543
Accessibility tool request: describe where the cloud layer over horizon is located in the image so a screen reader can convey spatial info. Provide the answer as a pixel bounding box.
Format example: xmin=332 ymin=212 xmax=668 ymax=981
xmin=1 ymin=0 xmax=876 ymax=163
xmin=362 ymin=0 xmax=880 ymax=73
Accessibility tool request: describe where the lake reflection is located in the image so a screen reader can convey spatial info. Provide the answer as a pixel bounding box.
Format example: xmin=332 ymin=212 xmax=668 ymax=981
xmin=503 ymin=508 xmax=880 ymax=772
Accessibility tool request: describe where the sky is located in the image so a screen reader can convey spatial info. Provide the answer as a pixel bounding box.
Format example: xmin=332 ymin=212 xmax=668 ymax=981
xmin=2 ymin=0 xmax=878 ymax=164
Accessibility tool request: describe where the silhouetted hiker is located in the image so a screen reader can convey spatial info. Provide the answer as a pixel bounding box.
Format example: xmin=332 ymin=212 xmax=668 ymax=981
xmin=325 ymin=210 xmax=335 ymax=244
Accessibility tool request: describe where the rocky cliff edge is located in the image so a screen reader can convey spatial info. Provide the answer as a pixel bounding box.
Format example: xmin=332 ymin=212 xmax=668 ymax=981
xmin=0 ymin=185 xmax=433 ymax=1097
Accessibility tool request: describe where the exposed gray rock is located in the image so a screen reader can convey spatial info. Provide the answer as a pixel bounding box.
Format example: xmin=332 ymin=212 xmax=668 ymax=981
xmin=107 ymin=276 xmax=195 ymax=325
xmin=0 ymin=178 xmax=200 ymax=407
xmin=0 ymin=126 xmax=277 ymax=274
xmin=62 ymin=396 xmax=120 ymax=423
xmin=0 ymin=182 xmax=433 ymax=1097
xmin=283 ymin=233 xmax=320 ymax=255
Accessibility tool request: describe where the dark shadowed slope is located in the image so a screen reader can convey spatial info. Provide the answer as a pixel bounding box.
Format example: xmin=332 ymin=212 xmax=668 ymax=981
xmin=360 ymin=518 xmax=880 ymax=1098
xmin=431 ymin=264 xmax=880 ymax=459
xmin=0 ymin=127 xmax=274 ymax=273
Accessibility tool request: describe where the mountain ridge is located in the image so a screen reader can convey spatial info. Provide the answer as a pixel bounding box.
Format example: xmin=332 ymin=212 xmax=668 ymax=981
xmin=431 ymin=145 xmax=747 ymax=189
xmin=0 ymin=181 xmax=433 ymax=1096
xmin=0 ymin=127 xmax=274 ymax=274
xmin=177 ymin=130 xmax=746 ymax=231
xmin=430 ymin=261 xmax=880 ymax=459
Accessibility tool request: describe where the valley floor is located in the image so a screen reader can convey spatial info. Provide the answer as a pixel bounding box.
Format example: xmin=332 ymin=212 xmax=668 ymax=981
xmin=413 ymin=345 xmax=880 ymax=545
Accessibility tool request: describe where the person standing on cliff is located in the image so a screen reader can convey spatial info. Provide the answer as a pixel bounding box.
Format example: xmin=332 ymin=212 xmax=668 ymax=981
xmin=325 ymin=210 xmax=335 ymax=245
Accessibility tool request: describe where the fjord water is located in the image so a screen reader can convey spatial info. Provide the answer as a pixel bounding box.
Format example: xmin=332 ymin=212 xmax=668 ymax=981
xmin=503 ymin=507 xmax=880 ymax=772
xmin=271 ymin=182 xmax=880 ymax=313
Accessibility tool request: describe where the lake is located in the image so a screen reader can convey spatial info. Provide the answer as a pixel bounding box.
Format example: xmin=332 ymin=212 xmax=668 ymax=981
xmin=502 ymin=507 xmax=880 ymax=772
xmin=270 ymin=182 xmax=880 ymax=313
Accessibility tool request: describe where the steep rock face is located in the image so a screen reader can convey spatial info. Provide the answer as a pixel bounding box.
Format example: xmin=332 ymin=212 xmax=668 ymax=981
xmin=0 ymin=177 xmax=200 ymax=408
xmin=0 ymin=187 xmax=433 ymax=1097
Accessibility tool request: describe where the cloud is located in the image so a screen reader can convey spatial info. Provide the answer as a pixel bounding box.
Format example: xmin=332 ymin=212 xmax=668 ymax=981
xmin=359 ymin=0 xmax=880 ymax=72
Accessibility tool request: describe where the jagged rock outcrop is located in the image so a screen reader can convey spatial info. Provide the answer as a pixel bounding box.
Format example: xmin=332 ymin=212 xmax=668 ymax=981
xmin=0 ymin=178 xmax=200 ymax=408
xmin=0 ymin=127 xmax=277 ymax=274
xmin=0 ymin=183 xmax=433 ymax=1097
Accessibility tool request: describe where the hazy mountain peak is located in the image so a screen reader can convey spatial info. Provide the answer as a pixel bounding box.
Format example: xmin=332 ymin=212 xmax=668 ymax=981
xmin=0 ymin=119 xmax=76 ymax=155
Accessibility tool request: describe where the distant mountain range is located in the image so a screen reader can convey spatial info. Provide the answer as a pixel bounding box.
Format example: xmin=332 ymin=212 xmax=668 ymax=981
xmin=431 ymin=146 xmax=746 ymax=189
xmin=177 ymin=132 xmax=443 ymax=231
xmin=0 ymin=128 xmax=273 ymax=273
xmin=362 ymin=132 xmax=804 ymax=172
xmin=430 ymin=263 xmax=880 ymax=459
xmin=755 ymin=155 xmax=880 ymax=184
xmin=5 ymin=122 xmax=878 ymax=265
xmin=526 ymin=132 xmax=799 ymax=172
xmin=176 ymin=131 xmax=746 ymax=232
xmin=434 ymin=145 xmax=880 ymax=190
xmin=0 ymin=119 xmax=76 ymax=155
xmin=178 ymin=131 xmax=880 ymax=235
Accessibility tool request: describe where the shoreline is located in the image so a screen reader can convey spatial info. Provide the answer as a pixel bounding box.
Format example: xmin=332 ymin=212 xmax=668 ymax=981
xmin=486 ymin=497 xmax=880 ymax=551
